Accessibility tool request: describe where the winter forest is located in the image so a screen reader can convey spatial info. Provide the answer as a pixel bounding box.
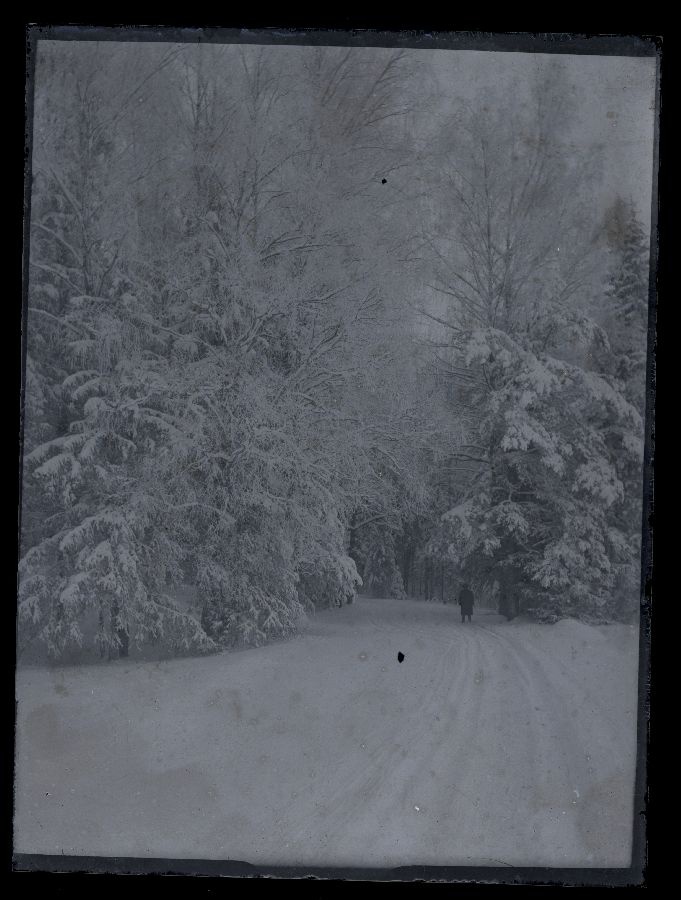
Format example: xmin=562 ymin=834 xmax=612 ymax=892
xmin=20 ymin=40 xmax=653 ymax=661
xmin=15 ymin=37 xmax=657 ymax=872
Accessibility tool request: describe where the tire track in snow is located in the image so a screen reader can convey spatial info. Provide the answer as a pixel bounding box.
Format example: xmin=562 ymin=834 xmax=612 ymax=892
xmin=469 ymin=623 xmax=622 ymax=865
xmin=285 ymin=614 xmax=469 ymax=854
xmin=287 ymin=618 xmax=497 ymax=863
xmin=470 ymin=622 xmax=636 ymax=866
xmin=411 ymin=624 xmax=544 ymax=865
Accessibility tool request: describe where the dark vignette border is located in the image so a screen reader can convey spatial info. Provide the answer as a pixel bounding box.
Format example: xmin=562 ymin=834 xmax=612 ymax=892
xmin=11 ymin=24 xmax=662 ymax=888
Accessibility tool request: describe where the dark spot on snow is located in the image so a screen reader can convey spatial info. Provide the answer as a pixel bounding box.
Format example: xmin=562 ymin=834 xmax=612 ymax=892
xmin=381 ymin=178 xmax=387 ymax=184
xmin=227 ymin=689 xmax=243 ymax=720
xmin=397 ymin=652 xmax=405 ymax=663
xmin=25 ymin=704 xmax=68 ymax=758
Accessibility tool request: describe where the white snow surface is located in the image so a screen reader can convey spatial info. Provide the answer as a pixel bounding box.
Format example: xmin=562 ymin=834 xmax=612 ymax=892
xmin=14 ymin=597 xmax=640 ymax=868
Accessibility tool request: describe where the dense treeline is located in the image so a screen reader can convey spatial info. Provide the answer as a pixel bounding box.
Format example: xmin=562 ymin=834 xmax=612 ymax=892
xmin=19 ymin=43 xmax=649 ymax=659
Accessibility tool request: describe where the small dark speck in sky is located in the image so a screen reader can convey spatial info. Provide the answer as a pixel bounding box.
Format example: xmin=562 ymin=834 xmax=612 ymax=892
xmin=397 ymin=652 xmax=405 ymax=663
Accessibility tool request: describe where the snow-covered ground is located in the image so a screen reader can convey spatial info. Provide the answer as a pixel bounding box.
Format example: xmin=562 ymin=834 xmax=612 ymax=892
xmin=14 ymin=597 xmax=640 ymax=868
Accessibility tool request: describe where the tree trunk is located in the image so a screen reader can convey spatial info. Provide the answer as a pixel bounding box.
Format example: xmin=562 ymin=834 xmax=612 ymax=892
xmin=109 ymin=598 xmax=129 ymax=659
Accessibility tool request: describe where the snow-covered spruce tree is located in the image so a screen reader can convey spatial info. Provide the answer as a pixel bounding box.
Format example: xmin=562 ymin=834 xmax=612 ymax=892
xmin=21 ymin=42 xmax=127 ymax=656
xmin=19 ymin=44 xmax=212 ymax=658
xmin=20 ymin=281 xmax=218 ymax=659
xmin=601 ymin=197 xmax=650 ymax=417
xmin=433 ymin=334 xmax=643 ymax=621
xmin=591 ymin=198 xmax=650 ymax=618
xmin=421 ymin=69 xmax=645 ymax=622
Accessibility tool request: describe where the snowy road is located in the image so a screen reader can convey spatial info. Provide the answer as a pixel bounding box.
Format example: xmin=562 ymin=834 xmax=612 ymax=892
xmin=14 ymin=598 xmax=640 ymax=868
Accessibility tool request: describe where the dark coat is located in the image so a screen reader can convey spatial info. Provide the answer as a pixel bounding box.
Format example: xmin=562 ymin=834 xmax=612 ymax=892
xmin=459 ymin=587 xmax=474 ymax=614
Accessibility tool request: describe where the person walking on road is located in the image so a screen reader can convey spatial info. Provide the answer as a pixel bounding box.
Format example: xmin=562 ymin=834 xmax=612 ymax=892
xmin=459 ymin=583 xmax=474 ymax=623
